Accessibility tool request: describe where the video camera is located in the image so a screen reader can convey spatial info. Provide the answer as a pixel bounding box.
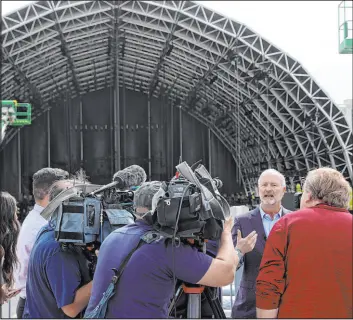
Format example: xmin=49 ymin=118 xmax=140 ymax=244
xmin=40 ymin=165 xmax=147 ymax=276
xmin=41 ymin=165 xmax=147 ymax=245
xmin=152 ymin=161 xmax=230 ymax=241
xmin=50 ymin=188 xmax=135 ymax=245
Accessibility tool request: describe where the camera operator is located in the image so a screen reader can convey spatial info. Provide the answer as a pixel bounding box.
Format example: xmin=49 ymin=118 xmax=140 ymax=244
xmin=14 ymin=167 xmax=69 ymax=318
xmin=22 ymin=179 xmax=93 ymax=319
xmin=256 ymin=168 xmax=352 ymax=318
xmin=85 ymin=181 xmax=258 ymax=318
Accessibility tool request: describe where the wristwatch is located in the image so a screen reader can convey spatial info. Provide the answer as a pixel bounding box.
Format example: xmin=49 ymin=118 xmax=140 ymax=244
xmin=235 ymin=248 xmax=244 ymax=260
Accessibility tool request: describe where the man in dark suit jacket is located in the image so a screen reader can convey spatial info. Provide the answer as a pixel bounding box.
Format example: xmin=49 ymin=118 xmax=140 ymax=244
xmin=231 ymin=169 xmax=291 ymax=318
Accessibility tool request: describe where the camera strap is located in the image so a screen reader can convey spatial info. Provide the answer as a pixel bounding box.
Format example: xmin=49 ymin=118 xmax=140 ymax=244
xmin=84 ymin=230 xmax=162 ymax=319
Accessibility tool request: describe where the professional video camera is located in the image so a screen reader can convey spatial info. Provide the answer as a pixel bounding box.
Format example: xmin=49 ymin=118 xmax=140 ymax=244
xmin=149 ymin=161 xmax=230 ymax=319
xmin=40 ymin=165 xmax=147 ymax=276
xmin=151 ymin=161 xmax=230 ymax=242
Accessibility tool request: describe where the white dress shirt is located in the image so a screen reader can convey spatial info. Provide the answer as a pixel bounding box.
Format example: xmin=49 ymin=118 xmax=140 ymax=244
xmin=14 ymin=204 xmax=48 ymax=298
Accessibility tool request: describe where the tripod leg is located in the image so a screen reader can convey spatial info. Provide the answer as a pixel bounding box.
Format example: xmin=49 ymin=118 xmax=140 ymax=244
xmin=204 ymin=287 xmax=227 ymax=319
xmin=187 ymin=293 xmax=202 ymax=318
xmin=168 ymin=285 xmax=184 ymax=316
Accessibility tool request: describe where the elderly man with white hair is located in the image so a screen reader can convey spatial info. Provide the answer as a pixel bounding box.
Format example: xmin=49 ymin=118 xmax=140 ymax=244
xmin=231 ymin=168 xmax=292 ymax=319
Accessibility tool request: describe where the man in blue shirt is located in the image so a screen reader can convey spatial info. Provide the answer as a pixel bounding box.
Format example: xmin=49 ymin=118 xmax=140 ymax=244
xmin=14 ymin=167 xmax=69 ymax=319
xmin=23 ymin=179 xmax=93 ymax=319
xmin=259 ymin=205 xmax=282 ymax=238
xmin=231 ymin=169 xmax=291 ymax=318
xmin=85 ymin=181 xmax=258 ymax=318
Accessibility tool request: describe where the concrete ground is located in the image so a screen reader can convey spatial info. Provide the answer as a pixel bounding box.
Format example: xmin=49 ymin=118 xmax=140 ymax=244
xmin=1 ymin=294 xmax=19 ymax=318
xmin=0 ymin=273 xmax=242 ymax=319
xmin=0 ymin=259 xmax=243 ymax=318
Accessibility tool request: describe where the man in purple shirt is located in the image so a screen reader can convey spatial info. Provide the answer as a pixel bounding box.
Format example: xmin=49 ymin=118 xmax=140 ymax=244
xmin=85 ymin=181 xmax=258 ymax=318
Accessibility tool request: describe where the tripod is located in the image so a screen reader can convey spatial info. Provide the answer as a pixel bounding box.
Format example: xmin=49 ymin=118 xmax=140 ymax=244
xmin=169 ymin=283 xmax=226 ymax=319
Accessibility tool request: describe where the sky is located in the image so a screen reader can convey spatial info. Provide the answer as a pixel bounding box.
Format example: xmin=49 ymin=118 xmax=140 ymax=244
xmin=1 ymin=0 xmax=352 ymax=105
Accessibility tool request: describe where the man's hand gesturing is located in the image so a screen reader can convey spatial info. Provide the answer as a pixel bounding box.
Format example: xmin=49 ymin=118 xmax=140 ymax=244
xmin=236 ymin=230 xmax=257 ymax=254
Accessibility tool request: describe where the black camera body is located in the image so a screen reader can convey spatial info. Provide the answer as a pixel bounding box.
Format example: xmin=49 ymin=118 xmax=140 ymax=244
xmin=152 ymin=162 xmax=230 ymax=241
xmin=152 ymin=180 xmax=207 ymax=239
xmin=294 ymin=192 xmax=302 ymax=210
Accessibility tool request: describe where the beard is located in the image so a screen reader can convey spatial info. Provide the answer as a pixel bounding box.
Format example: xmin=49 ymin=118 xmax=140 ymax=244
xmin=261 ymin=196 xmax=277 ymax=205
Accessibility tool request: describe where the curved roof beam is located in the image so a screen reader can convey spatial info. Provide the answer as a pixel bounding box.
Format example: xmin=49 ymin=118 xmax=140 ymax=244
xmin=147 ymin=1 xmax=184 ymax=97
xmin=48 ymin=1 xmax=81 ymax=95
xmin=1 ymin=0 xmax=351 ymax=186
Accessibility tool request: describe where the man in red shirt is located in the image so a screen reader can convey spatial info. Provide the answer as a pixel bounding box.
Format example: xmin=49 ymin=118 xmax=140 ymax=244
xmin=256 ymin=167 xmax=352 ymax=318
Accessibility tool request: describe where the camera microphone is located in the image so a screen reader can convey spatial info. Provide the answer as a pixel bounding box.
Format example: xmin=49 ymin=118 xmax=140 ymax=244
xmin=91 ymin=165 xmax=147 ymax=195
xmin=112 ymin=165 xmax=147 ymax=189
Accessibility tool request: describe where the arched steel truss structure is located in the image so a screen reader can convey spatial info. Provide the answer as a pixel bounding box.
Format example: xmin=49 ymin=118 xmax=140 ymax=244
xmin=1 ymin=0 xmax=352 ymax=190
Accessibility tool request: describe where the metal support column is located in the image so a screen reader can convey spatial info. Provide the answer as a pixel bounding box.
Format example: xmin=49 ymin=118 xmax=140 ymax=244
xmin=79 ymin=99 xmax=84 ymax=166
xmin=109 ymin=87 xmax=114 ymax=176
xmin=147 ymin=97 xmax=152 ymax=181
xmin=114 ymin=62 xmax=121 ymax=172
xmin=237 ymin=98 xmax=241 ymax=185
xmin=208 ymin=128 xmax=212 ymax=175
xmin=123 ymin=73 xmax=127 ymax=168
xmin=112 ymin=3 xmax=121 ymax=173
xmin=179 ymin=107 xmax=183 ymax=161
xmin=17 ymin=131 xmax=21 ymax=197
xmin=47 ymin=109 xmax=51 ymax=167
xmin=65 ymin=91 xmax=72 ymax=173
xmin=170 ymin=100 xmax=174 ymax=177
xmin=163 ymin=97 xmax=168 ymax=181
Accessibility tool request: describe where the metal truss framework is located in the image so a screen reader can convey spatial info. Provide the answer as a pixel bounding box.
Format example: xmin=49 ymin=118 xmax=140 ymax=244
xmin=1 ymin=0 xmax=352 ymax=191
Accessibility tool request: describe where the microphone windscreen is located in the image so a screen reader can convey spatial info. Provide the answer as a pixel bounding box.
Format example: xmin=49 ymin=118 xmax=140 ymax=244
xmin=112 ymin=165 xmax=147 ymax=189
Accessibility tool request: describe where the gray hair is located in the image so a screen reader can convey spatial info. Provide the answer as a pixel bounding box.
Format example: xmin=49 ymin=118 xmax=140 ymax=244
xmin=133 ymin=181 xmax=162 ymax=213
xmin=303 ymin=167 xmax=351 ymax=209
xmin=258 ymin=169 xmax=286 ymax=187
xmin=32 ymin=168 xmax=69 ymax=201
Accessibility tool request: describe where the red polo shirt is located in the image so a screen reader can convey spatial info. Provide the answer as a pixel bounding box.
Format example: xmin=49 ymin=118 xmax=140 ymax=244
xmin=256 ymin=204 xmax=352 ymax=318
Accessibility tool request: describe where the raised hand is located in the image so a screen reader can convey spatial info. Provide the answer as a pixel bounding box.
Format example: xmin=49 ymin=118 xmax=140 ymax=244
xmin=236 ymin=230 xmax=257 ymax=254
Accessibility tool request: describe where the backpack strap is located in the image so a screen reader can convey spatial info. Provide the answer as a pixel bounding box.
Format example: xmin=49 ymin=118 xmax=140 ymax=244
xmin=110 ymin=230 xmax=163 ymax=286
xmin=84 ymin=230 xmax=162 ymax=319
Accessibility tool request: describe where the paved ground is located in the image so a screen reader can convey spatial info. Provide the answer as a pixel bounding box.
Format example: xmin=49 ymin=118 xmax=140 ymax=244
xmin=1 ymin=294 xmax=18 ymax=318
xmin=0 ymin=266 xmax=243 ymax=319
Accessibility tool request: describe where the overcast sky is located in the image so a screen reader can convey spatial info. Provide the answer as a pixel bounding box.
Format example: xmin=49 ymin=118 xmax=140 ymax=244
xmin=2 ymin=0 xmax=352 ymax=105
